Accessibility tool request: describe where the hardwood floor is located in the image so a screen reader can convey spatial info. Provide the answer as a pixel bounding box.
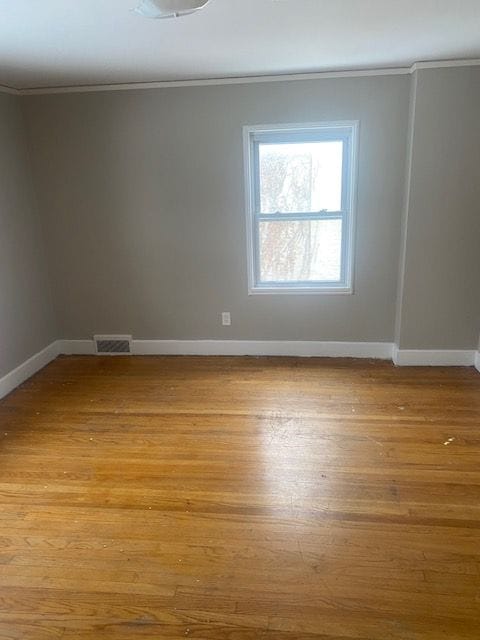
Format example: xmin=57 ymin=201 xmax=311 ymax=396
xmin=0 ymin=355 xmax=479 ymax=639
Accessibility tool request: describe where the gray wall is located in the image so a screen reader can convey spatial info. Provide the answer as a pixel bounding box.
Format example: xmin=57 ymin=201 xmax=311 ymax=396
xmin=14 ymin=67 xmax=479 ymax=352
xmin=23 ymin=75 xmax=409 ymax=342
xmin=397 ymin=67 xmax=480 ymax=349
xmin=0 ymin=93 xmax=56 ymax=378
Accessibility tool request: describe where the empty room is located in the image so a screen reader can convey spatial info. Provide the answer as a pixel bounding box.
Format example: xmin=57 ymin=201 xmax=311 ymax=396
xmin=0 ymin=1 xmax=479 ymax=638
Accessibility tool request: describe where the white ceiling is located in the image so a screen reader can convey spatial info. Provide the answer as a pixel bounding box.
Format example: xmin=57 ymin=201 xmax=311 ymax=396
xmin=0 ymin=0 xmax=479 ymax=90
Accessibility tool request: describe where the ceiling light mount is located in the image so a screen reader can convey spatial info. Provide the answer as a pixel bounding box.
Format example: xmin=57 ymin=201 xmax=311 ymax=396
xmin=134 ymin=0 xmax=211 ymax=19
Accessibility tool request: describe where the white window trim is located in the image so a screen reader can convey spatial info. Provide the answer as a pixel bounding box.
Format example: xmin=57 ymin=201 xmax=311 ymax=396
xmin=243 ymin=120 xmax=359 ymax=295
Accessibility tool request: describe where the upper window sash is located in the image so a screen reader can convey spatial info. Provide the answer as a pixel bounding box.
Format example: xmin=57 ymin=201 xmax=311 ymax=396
xmin=252 ymin=129 xmax=352 ymax=216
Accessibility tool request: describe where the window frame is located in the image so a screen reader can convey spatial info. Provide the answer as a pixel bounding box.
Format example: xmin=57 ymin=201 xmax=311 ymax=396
xmin=243 ymin=121 xmax=359 ymax=295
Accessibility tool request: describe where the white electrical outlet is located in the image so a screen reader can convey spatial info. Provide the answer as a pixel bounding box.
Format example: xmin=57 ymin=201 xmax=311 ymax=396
xmin=221 ymin=312 xmax=231 ymax=326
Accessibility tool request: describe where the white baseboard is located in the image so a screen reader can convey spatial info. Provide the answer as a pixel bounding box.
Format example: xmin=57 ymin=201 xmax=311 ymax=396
xmin=393 ymin=346 xmax=476 ymax=367
xmin=57 ymin=339 xmax=96 ymax=355
xmin=59 ymin=339 xmax=394 ymax=359
xmin=0 ymin=342 xmax=60 ymax=400
xmin=1 ymin=341 xmax=477 ymax=403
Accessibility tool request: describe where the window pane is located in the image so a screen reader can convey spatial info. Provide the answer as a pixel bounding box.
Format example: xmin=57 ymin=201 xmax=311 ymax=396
xmin=259 ymin=141 xmax=343 ymax=213
xmin=259 ymin=219 xmax=342 ymax=283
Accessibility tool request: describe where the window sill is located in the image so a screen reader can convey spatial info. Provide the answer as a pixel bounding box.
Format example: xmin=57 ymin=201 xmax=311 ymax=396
xmin=248 ymin=285 xmax=353 ymax=296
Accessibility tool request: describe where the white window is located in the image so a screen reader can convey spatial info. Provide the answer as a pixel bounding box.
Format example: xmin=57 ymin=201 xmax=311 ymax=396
xmin=243 ymin=121 xmax=358 ymax=294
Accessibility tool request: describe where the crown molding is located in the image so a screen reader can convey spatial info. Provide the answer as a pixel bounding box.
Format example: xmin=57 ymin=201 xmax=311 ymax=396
xmin=412 ymin=58 xmax=480 ymax=72
xmin=1 ymin=58 xmax=478 ymax=97
xmin=18 ymin=66 xmax=411 ymax=96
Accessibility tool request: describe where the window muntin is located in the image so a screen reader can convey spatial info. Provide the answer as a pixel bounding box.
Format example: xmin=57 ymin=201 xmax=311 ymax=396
xmin=244 ymin=122 xmax=357 ymax=294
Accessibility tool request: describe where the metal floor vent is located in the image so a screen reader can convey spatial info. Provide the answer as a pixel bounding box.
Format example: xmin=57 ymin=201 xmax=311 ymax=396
xmin=94 ymin=335 xmax=132 ymax=355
